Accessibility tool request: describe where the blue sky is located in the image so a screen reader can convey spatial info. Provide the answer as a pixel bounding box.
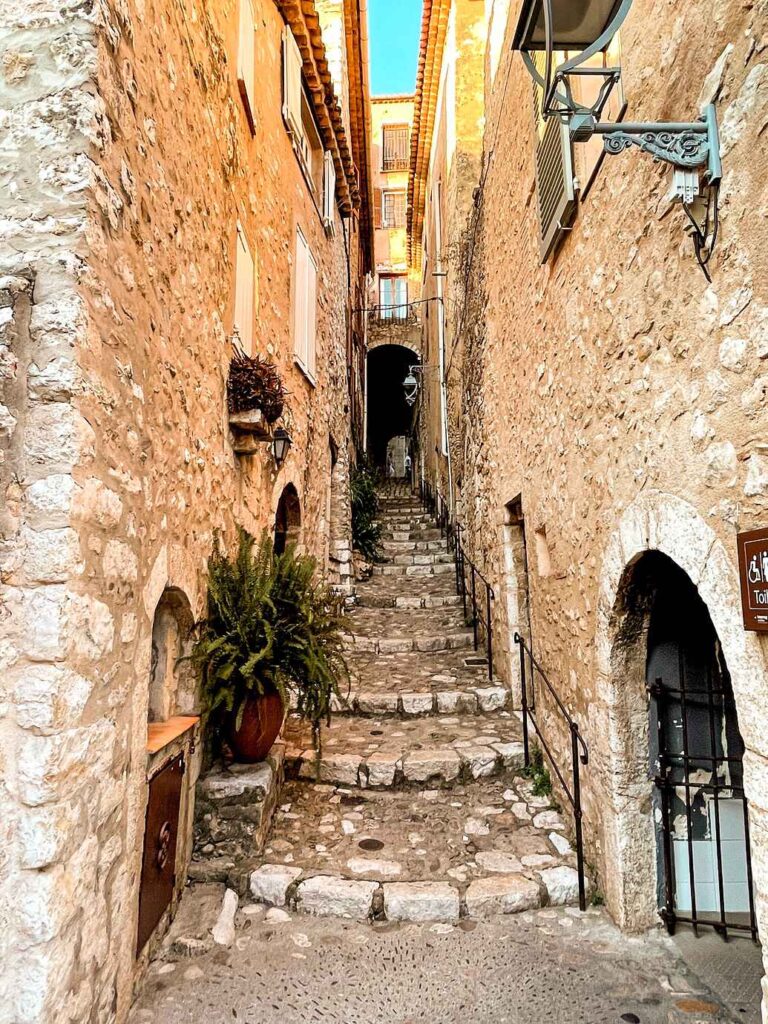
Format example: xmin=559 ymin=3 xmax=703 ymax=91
xmin=368 ymin=0 xmax=422 ymax=96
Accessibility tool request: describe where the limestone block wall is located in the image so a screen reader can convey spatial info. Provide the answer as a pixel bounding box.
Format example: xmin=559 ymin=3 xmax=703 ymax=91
xmin=0 ymin=0 xmax=359 ymax=1021
xmin=449 ymin=0 xmax=768 ymax=1008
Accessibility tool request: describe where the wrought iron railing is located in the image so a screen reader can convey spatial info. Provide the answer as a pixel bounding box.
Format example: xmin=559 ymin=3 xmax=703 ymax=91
xmin=419 ymin=482 xmax=495 ymax=682
xmin=514 ymin=632 xmax=589 ymax=911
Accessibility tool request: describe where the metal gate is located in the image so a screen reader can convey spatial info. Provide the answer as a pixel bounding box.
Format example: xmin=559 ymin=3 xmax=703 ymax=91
xmin=649 ymin=650 xmax=758 ymax=941
xmin=136 ymin=754 xmax=185 ymax=954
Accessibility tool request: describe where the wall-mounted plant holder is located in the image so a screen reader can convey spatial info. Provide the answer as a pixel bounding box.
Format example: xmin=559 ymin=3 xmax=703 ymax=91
xmin=227 ymin=349 xmax=288 ymax=455
xmin=229 ymin=413 xmax=271 ymax=455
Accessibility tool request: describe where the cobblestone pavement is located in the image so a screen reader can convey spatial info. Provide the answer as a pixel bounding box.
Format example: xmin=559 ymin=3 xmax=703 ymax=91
xmin=140 ymin=490 xmax=755 ymax=1021
xmin=129 ymin=906 xmax=740 ymax=1024
xmin=248 ymin=494 xmax=580 ymax=921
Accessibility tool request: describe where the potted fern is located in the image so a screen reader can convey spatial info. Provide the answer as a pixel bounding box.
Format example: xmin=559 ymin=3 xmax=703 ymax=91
xmin=192 ymin=529 xmax=348 ymax=762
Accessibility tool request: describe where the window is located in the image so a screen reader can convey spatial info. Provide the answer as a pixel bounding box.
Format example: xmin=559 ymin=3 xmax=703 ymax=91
xmin=294 ymin=228 xmax=317 ymax=379
xmin=237 ymin=0 xmax=256 ymax=133
xmin=382 ymin=190 xmax=406 ymax=229
xmin=283 ymin=26 xmax=325 ymax=199
xmin=382 ymin=124 xmax=409 ymax=171
xmin=234 ymin=223 xmax=255 ymax=354
xmin=323 ymin=151 xmax=336 ymax=233
xmin=533 ymin=39 xmax=624 ymax=260
xmin=532 ymin=53 xmax=576 ymax=262
xmin=379 ymin=276 xmax=407 ymax=320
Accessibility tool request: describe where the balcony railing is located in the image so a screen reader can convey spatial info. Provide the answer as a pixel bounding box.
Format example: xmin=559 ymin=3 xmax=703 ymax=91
xmin=368 ymin=305 xmax=417 ymax=327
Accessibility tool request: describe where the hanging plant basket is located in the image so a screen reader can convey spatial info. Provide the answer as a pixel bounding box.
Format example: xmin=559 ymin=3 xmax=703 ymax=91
xmin=227 ymin=349 xmax=287 ymax=439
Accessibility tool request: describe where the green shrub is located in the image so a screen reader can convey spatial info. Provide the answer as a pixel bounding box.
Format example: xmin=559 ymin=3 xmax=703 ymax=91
xmin=350 ymin=460 xmax=383 ymax=561
xmin=192 ymin=529 xmax=349 ymax=753
xmin=522 ymin=744 xmax=553 ymax=798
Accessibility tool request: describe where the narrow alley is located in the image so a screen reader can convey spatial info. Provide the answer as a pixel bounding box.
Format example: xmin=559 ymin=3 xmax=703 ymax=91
xmin=2 ymin=0 xmax=767 ymax=1022
xmin=127 ymin=488 xmax=756 ymax=1024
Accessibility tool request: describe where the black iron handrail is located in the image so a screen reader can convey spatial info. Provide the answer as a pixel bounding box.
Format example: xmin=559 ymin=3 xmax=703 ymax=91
xmin=420 ymin=482 xmax=495 ymax=681
xmin=514 ymin=632 xmax=589 ymax=911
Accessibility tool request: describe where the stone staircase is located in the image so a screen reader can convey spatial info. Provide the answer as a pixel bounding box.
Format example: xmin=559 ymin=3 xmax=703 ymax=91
xmin=188 ymin=491 xmax=585 ymax=933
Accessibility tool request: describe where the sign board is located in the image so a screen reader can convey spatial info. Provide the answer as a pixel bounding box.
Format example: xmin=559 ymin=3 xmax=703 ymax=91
xmin=737 ymin=528 xmax=768 ymax=632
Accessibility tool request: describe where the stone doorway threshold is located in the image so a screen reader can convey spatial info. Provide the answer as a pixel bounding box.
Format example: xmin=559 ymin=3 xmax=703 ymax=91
xmin=673 ymin=927 xmax=763 ymax=1024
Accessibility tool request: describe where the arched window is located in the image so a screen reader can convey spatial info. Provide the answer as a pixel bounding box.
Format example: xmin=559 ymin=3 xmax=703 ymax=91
xmin=148 ymin=588 xmax=196 ymax=722
xmin=274 ymin=483 xmax=301 ymax=556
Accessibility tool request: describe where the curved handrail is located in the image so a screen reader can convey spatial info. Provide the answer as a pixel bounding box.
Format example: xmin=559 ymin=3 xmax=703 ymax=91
xmin=513 ymin=632 xmax=588 ymax=765
xmin=513 ymin=631 xmax=589 ymax=911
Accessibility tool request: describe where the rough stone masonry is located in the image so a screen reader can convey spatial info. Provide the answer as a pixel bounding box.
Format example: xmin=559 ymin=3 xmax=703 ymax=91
xmin=0 ymin=0 xmax=367 ymax=1021
xmin=412 ymin=0 xmax=768 ymax=1018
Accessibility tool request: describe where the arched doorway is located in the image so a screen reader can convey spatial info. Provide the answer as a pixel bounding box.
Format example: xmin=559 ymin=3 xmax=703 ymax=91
xmin=619 ymin=552 xmax=757 ymax=941
xmin=274 ymin=483 xmax=301 ymax=555
xmin=366 ymin=344 xmax=417 ymax=471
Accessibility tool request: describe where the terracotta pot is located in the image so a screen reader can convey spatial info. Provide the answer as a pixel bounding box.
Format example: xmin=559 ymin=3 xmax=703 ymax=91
xmin=226 ymin=691 xmax=284 ymax=763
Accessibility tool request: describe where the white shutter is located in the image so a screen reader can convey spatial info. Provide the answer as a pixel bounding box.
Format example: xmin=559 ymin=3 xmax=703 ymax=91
xmin=294 ymin=229 xmax=308 ymax=367
xmin=306 ymin=247 xmax=317 ymax=377
xmin=237 ymin=0 xmax=256 ymax=132
xmin=282 ymin=26 xmax=303 ymax=140
xmin=234 ymin=223 xmax=255 ymax=354
xmin=323 ymin=150 xmax=336 ymax=233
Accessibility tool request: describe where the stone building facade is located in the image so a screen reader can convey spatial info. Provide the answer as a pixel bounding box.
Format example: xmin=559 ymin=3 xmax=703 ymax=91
xmin=408 ymin=0 xmax=485 ymax=504
xmin=0 ymin=0 xmax=372 ymax=1021
xmin=411 ymin=0 xmax=768 ymax=1016
xmin=365 ymin=94 xmax=420 ymax=470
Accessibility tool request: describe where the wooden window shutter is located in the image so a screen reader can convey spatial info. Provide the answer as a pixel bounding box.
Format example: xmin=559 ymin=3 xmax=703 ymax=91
xmin=234 ymin=223 xmax=255 ymax=355
xmin=373 ymin=188 xmax=383 ymax=229
xmin=282 ymin=26 xmax=303 ymax=140
xmin=294 ymin=229 xmax=308 ymax=366
xmin=306 ymin=247 xmax=317 ymax=377
xmin=532 ymin=54 xmax=576 ymax=262
xmin=323 ymin=151 xmax=336 ymax=233
xmin=237 ymin=0 xmax=256 ymax=133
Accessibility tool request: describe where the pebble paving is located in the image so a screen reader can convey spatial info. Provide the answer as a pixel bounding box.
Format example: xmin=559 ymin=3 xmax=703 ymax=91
xmin=130 ymin=906 xmax=740 ymax=1024
xmin=131 ymin=488 xmax=746 ymax=1022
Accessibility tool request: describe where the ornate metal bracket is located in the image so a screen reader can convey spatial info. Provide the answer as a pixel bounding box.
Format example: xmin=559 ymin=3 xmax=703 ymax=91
xmin=592 ymin=104 xmax=722 ymax=184
xmin=602 ymin=128 xmax=710 ymax=169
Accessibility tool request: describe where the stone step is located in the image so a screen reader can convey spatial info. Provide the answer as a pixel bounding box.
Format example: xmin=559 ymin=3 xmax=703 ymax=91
xmin=343 ymin=645 xmax=503 ymax=713
xmin=241 ymin=775 xmax=582 ymax=923
xmin=345 ymin=630 xmax=474 ymax=655
xmin=283 ymin=712 xmax=524 ymax=789
xmin=340 ymin=684 xmax=511 ymax=717
xmin=382 ymin=535 xmax=444 ymax=546
xmin=372 ymin=561 xmax=455 ymax=577
xmin=385 ymin=551 xmax=455 ymax=566
xmin=348 ymin=602 xmax=468 ymax=631
xmin=382 ymin=539 xmax=447 ymax=553
xmin=355 ymin=592 xmax=462 ymax=610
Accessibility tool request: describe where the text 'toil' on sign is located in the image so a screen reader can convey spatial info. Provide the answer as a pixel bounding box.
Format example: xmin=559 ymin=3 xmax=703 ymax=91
xmin=737 ymin=528 xmax=768 ymax=632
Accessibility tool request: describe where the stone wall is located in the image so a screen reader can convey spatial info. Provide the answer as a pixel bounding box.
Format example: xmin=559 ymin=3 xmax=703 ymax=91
xmin=0 ymin=0 xmax=363 ymax=1020
xmin=417 ymin=0 xmax=486 ymax=506
xmin=440 ymin=0 xmax=768 ymax=1012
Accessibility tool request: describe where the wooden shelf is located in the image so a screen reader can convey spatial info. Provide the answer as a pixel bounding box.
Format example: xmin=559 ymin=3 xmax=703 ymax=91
xmin=146 ymin=716 xmax=199 ymax=754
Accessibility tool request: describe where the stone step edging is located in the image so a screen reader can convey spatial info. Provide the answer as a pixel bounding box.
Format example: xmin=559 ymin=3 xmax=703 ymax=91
xmin=246 ymin=865 xmax=585 ymax=923
xmin=335 ymin=685 xmax=511 ymax=717
xmin=286 ymin=740 xmax=524 ymax=789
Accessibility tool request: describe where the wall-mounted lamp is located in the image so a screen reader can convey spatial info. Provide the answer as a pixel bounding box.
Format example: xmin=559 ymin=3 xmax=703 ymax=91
xmin=271 ymin=427 xmax=292 ymax=465
xmin=403 ymin=369 xmax=420 ymax=406
xmin=403 ymin=364 xmax=441 ymax=407
xmin=513 ymin=0 xmax=722 ymax=277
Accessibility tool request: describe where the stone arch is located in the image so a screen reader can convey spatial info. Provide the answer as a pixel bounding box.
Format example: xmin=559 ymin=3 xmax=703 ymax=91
xmin=274 ymin=482 xmax=301 ymax=555
xmin=367 ymin=335 xmax=420 ymax=358
xmin=594 ymin=492 xmax=768 ymax=986
xmin=148 ymin=586 xmax=197 ymax=722
xmin=366 ymin=343 xmax=419 ymax=469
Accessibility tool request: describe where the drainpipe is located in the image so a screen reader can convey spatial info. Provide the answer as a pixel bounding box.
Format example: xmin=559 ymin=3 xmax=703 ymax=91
xmin=433 ymin=185 xmax=454 ymax=516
